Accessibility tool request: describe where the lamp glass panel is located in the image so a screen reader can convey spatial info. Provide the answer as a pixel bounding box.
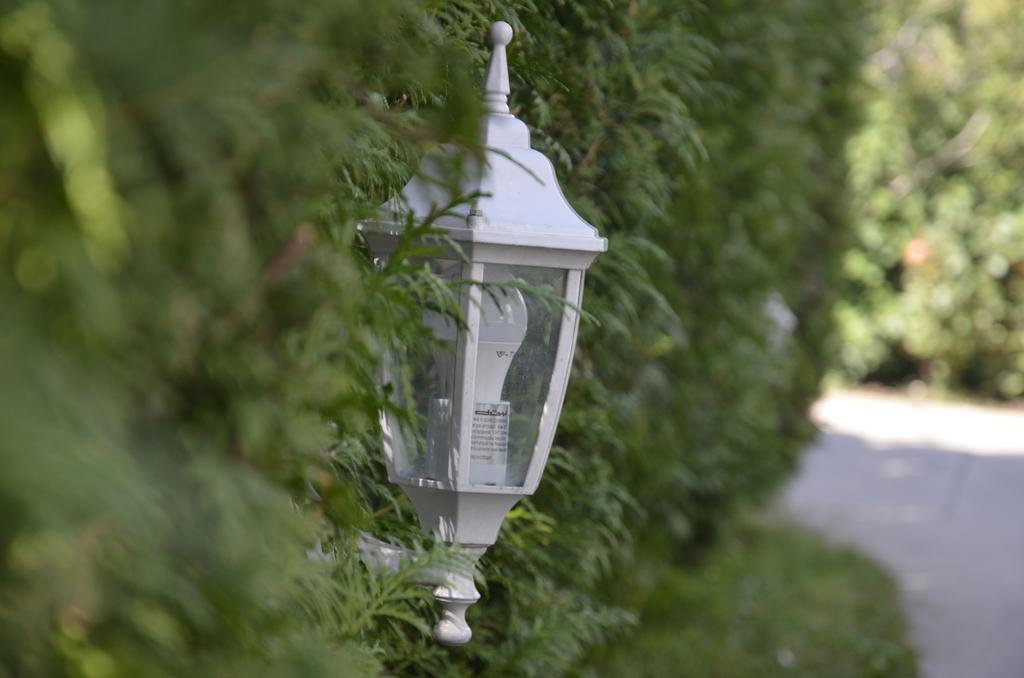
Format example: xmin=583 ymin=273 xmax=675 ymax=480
xmin=390 ymin=258 xmax=462 ymax=482
xmin=469 ymin=264 xmax=566 ymax=487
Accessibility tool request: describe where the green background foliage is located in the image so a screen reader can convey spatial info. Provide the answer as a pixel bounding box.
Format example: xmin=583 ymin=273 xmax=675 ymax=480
xmin=596 ymin=515 xmax=917 ymax=678
xmin=837 ymin=0 xmax=1024 ymax=399
xmin=0 ymin=0 xmax=863 ymax=675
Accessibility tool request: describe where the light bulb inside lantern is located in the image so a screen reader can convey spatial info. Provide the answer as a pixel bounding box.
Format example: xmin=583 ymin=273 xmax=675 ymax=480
xmin=469 ymin=283 xmax=527 ymax=485
xmin=420 ymin=275 xmax=528 ymax=486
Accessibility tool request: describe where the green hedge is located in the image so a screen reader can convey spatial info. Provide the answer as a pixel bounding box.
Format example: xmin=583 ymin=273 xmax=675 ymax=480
xmin=837 ymin=0 xmax=1024 ymax=399
xmin=0 ymin=1 xmax=863 ymax=675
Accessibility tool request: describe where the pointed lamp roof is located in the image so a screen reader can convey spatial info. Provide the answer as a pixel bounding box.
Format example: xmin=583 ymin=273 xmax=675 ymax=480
xmin=377 ymin=21 xmax=606 ymax=258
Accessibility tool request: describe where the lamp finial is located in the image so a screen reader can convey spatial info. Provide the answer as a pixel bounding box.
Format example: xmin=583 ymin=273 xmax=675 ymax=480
xmin=484 ymin=21 xmax=513 ymax=115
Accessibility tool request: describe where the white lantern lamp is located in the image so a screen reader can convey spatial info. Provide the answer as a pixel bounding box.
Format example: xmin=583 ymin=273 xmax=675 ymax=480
xmin=360 ymin=20 xmax=606 ymax=645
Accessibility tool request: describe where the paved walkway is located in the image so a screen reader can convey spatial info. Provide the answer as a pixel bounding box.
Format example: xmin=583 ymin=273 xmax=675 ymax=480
xmin=785 ymin=390 xmax=1024 ymax=678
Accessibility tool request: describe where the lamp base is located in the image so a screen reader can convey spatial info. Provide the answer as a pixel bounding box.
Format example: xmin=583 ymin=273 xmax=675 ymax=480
xmin=431 ymin=545 xmax=486 ymax=646
xmin=356 ymin=534 xmax=487 ymax=646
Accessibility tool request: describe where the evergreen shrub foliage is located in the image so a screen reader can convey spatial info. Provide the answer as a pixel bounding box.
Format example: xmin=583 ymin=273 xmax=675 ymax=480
xmin=0 ymin=0 xmax=862 ymax=675
xmin=837 ymin=0 xmax=1024 ymax=399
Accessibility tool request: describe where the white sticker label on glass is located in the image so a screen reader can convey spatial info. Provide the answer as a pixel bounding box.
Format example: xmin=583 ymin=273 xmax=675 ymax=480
xmin=471 ymin=401 xmax=509 ymax=465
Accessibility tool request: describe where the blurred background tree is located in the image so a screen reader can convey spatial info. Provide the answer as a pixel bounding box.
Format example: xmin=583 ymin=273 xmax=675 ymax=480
xmin=837 ymin=0 xmax=1024 ymax=399
xmin=0 ymin=0 xmax=876 ymax=676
